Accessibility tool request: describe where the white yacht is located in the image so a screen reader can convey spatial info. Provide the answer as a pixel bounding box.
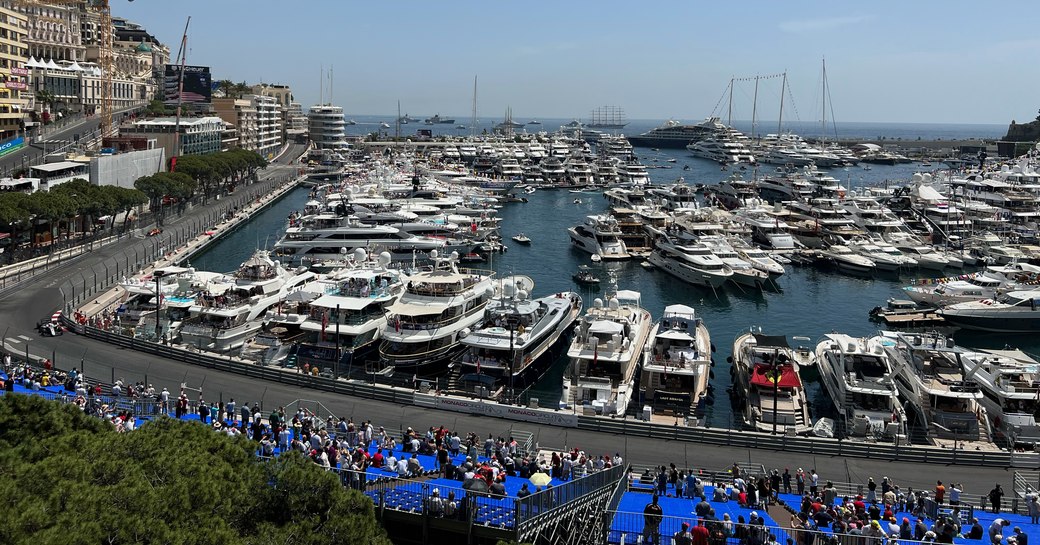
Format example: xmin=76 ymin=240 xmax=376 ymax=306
xmin=901 ymin=262 xmax=1040 ymax=307
xmin=735 ymin=208 xmax=797 ymax=251
xmin=846 ymin=239 xmax=915 ymax=271
xmin=882 ymin=332 xmax=993 ymax=448
xmin=821 ymin=244 xmax=877 ymax=275
xmin=563 ymin=290 xmax=656 ymax=416
xmin=282 ymin=251 xmax=407 ymax=374
xmin=539 ymin=156 xmax=567 ymax=184
xmin=617 ymin=160 xmax=651 ymax=187
xmin=453 ymin=276 xmax=582 ymax=395
xmin=960 ymin=348 xmax=1040 ymax=448
xmin=730 ymin=238 xmax=786 ymax=279
xmin=640 ymin=305 xmax=712 ymax=417
xmin=938 ymin=289 xmax=1040 ymax=333
xmin=378 ymin=252 xmax=495 ymax=372
xmin=732 ymin=332 xmax=815 ymax=435
xmin=179 ymin=251 xmax=316 ymax=352
xmin=758 ymin=147 xmax=815 ymax=166
xmin=119 ymin=266 xmax=224 ymax=339
xmin=647 ymin=238 xmax=733 ymax=289
xmin=700 ymin=234 xmax=770 ymax=288
xmin=568 ymin=215 xmax=631 ymax=260
xmin=815 ymin=333 xmax=906 ymax=440
xmin=273 ymin=214 xmax=447 ymax=266
xmin=886 ymin=233 xmax=952 ymax=270
xmin=686 ymin=135 xmax=756 ymax=164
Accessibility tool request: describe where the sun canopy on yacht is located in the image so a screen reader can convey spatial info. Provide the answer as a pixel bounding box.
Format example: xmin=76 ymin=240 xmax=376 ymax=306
xmin=615 ymin=290 xmax=641 ymax=304
xmin=656 ymin=329 xmax=695 ymax=341
xmin=751 ymin=364 xmax=801 ymax=389
xmin=663 ymin=304 xmax=696 ymax=316
xmin=385 ymin=301 xmax=444 ymax=316
xmin=589 ymin=320 xmax=624 ymax=335
xmin=311 ymin=294 xmax=374 ymax=311
xmin=752 ymin=333 xmax=790 ymax=349
xmin=912 ymin=184 xmax=946 ymax=203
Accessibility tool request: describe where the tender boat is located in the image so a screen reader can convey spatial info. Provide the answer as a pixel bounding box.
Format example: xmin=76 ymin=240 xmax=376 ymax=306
xmin=572 ymin=265 xmax=601 ymax=285
xmin=512 ymin=233 xmax=532 ymax=245
xmin=731 ymin=332 xmax=815 ymax=435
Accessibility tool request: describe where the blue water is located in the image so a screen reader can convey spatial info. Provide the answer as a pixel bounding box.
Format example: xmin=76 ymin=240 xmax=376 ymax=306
xmin=344 ymin=115 xmax=1006 ymax=143
xmin=189 ymin=130 xmax=1034 ymax=427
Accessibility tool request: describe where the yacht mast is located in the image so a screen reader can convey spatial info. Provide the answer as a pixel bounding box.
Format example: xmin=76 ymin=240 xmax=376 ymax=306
xmin=318 ymin=64 xmax=323 ymax=106
xmin=727 ymin=77 xmax=734 ymax=127
xmin=751 ymin=75 xmax=759 ymax=139
xmin=471 ymin=75 xmax=478 ymax=137
xmin=396 ymin=100 xmax=401 ymax=139
xmin=777 ymin=71 xmax=787 ymax=135
xmin=821 ymin=58 xmax=827 ymax=146
xmin=329 ymin=65 xmax=334 ymax=106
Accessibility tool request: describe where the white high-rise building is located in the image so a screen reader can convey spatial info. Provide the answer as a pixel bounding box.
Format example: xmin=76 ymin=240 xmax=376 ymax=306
xmin=308 ymin=104 xmax=347 ymax=151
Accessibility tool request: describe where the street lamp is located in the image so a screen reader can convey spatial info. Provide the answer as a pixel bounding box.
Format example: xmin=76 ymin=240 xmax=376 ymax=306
xmin=153 ymin=270 xmax=166 ymax=341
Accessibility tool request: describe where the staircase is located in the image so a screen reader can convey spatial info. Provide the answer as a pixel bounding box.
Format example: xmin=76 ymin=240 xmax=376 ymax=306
xmin=446 ymin=365 xmax=462 ymax=391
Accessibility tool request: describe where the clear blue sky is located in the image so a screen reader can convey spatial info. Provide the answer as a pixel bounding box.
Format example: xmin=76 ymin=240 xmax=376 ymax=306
xmin=117 ymin=0 xmax=1039 ymax=125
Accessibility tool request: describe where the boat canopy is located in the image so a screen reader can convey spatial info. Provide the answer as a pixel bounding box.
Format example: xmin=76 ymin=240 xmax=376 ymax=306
xmin=385 ymin=301 xmax=445 ymax=316
xmin=752 ymin=333 xmax=790 ymax=349
xmin=750 ymin=364 xmax=801 ymax=389
xmin=589 ymin=320 xmax=624 ymax=335
xmin=311 ymin=294 xmax=374 ymax=311
xmin=656 ymin=329 xmax=695 ymax=342
xmin=615 ymin=289 xmax=641 ymax=305
xmin=663 ymin=304 xmax=696 ymax=317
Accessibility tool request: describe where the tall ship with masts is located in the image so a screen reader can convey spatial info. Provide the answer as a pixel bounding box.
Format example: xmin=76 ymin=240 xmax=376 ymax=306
xmin=586 ymin=105 xmax=628 ymax=129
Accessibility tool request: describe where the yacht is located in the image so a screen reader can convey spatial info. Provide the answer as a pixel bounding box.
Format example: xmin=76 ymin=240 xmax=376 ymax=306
xmin=882 ymin=331 xmax=992 ymax=448
xmin=626 ymin=117 xmax=727 ymax=149
xmin=815 ymin=333 xmax=906 ymax=440
xmin=735 ymin=208 xmax=797 ymax=251
xmin=617 ymin=160 xmax=651 ymax=187
xmin=730 ymin=238 xmax=786 ymax=279
xmin=273 ymin=214 xmax=448 ymax=266
xmin=846 ymin=239 xmax=914 ymax=272
xmin=568 ymin=215 xmax=631 ymax=260
xmin=647 ymin=238 xmax=733 ymax=289
xmin=821 ymin=244 xmax=877 ymax=275
xmin=960 ymin=348 xmax=1040 ymax=448
xmin=378 ymin=252 xmax=496 ymax=372
xmin=732 ymin=332 xmax=815 ymax=435
xmin=539 ymin=156 xmax=567 ymax=184
xmin=640 ymin=305 xmax=712 ymax=417
xmin=424 ymin=114 xmax=455 ymax=124
xmin=700 ymin=235 xmax=770 ymax=288
xmin=282 ymin=251 xmax=407 ymax=374
xmin=179 ymin=251 xmax=316 ymax=352
xmin=119 ymin=266 xmax=224 ymax=339
xmin=563 ymin=290 xmax=656 ymax=416
xmin=901 ymin=262 xmax=1040 ymax=307
xmin=888 ymin=238 xmax=953 ymax=270
xmin=758 ymin=147 xmax=815 ymax=167
xmin=938 ymin=290 xmax=1040 ymax=333
xmin=494 ymin=157 xmax=525 ymax=180
xmin=452 ymin=276 xmax=582 ymax=395
xmin=686 ymin=135 xmax=756 ymax=164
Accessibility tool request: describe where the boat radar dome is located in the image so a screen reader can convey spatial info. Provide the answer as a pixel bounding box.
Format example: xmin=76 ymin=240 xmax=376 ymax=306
xmin=379 ymin=252 xmax=392 ymax=266
xmin=517 ymin=289 xmax=529 ymax=301
xmin=485 ymin=286 xmax=496 ymax=298
xmin=429 ymin=249 xmax=439 ymax=259
xmin=912 ymin=173 xmax=923 ymax=183
xmin=608 ymin=298 xmax=620 ymax=310
xmin=450 ymin=251 xmax=459 ymax=262
xmin=593 ymin=298 xmax=604 ymax=308
xmin=354 ymin=248 xmax=368 ymax=262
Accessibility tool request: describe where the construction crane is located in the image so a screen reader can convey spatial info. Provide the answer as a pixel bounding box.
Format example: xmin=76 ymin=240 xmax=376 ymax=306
xmin=13 ymin=0 xmax=115 ymax=137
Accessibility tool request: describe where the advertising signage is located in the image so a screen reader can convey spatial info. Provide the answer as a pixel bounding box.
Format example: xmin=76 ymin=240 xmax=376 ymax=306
xmin=163 ymin=65 xmax=212 ymax=104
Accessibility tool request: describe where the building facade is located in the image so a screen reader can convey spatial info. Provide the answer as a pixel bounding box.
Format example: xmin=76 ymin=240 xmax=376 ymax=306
xmin=308 ymin=104 xmax=348 ymax=150
xmin=212 ymin=97 xmax=258 ymax=152
xmin=120 ymin=116 xmax=222 ymax=159
xmin=251 ymin=94 xmax=281 ymax=158
xmin=0 ymin=7 xmax=28 ymax=141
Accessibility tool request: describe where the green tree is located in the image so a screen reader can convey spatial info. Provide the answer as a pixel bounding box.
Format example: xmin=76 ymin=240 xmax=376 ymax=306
xmin=0 ymin=395 xmax=391 ymax=545
xmin=145 ymin=99 xmax=168 ymax=117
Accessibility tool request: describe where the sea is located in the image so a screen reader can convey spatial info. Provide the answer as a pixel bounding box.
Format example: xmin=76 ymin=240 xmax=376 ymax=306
xmin=190 ymin=119 xmax=1031 ymax=428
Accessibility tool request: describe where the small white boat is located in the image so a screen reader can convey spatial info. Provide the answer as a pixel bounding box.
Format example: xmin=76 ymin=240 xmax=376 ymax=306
xmin=573 ymin=198 xmax=583 ymax=204
xmin=640 ymin=261 xmax=655 ymax=270
xmin=512 ymin=233 xmax=531 ymax=245
xmin=380 ymin=122 xmax=390 ymax=129
xmin=812 ymin=417 xmax=835 ymax=438
xmin=590 ymin=254 xmax=602 ymax=263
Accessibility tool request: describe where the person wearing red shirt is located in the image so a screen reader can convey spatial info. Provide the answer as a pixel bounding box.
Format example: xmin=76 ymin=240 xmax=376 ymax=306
xmin=371 ymin=448 xmax=384 ymax=468
xmin=691 ymin=519 xmax=711 ymax=545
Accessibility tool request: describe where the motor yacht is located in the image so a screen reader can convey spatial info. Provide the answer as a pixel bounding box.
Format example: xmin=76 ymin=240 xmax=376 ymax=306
xmin=938 ymin=289 xmax=1040 ymax=333
xmin=273 ymin=214 xmax=448 ymax=266
xmin=732 ymin=332 xmax=815 ymax=435
xmin=821 ymin=244 xmax=877 ymax=275
xmin=378 ymin=251 xmax=496 ymax=372
xmin=646 ymin=238 xmax=733 ymax=289
xmin=959 ymin=348 xmax=1040 ymax=448
xmin=640 ymin=305 xmax=712 ymax=418
xmin=846 ymin=239 xmax=915 ymax=271
xmin=568 ymin=215 xmax=631 ymax=260
xmin=452 ymin=276 xmax=582 ymax=396
xmin=730 ymin=238 xmax=786 ymax=279
xmin=700 ymin=234 xmax=770 ymax=288
xmin=686 ymin=135 xmax=756 ymax=164
xmin=179 ymin=251 xmax=316 ymax=352
xmin=815 ymin=333 xmax=906 ymax=440
xmin=881 ymin=331 xmax=993 ymax=448
xmin=563 ymin=290 xmax=656 ymax=416
xmin=626 ymin=117 xmax=728 ymax=149
xmin=901 ymin=262 xmax=1040 ymax=307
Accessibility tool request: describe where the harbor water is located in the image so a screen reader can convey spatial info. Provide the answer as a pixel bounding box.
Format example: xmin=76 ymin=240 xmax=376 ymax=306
xmin=189 ymin=135 xmax=1036 ymax=428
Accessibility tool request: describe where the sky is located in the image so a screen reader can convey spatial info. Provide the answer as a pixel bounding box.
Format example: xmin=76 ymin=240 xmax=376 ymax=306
xmin=116 ymin=0 xmax=1040 ymax=125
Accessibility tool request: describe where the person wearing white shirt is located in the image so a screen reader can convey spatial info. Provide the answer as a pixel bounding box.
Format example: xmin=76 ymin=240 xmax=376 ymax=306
xmin=396 ymin=457 xmax=409 ymax=478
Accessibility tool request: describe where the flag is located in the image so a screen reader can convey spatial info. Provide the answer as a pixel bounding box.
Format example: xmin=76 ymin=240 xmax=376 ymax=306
xmin=394 ymin=316 xmax=401 ymax=332
xmin=592 ymin=343 xmax=598 ymax=367
xmin=476 ymin=359 xmax=481 ymax=374
xmin=321 ymin=310 xmax=329 ymax=341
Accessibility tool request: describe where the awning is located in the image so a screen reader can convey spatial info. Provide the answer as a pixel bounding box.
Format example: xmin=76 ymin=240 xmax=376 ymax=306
xmin=750 ymin=364 xmax=801 ymax=389
xmin=663 ymin=304 xmax=696 ymax=316
xmin=589 ymin=320 xmax=624 ymax=335
xmin=656 ymin=329 xmax=695 ymax=341
xmin=752 ymin=333 xmax=790 ymax=349
xmin=615 ymin=289 xmax=641 ymax=303
xmin=385 ymin=301 xmax=444 ymax=316
xmin=30 ymin=161 xmax=86 ymax=173
xmin=311 ymin=293 xmax=375 ymax=311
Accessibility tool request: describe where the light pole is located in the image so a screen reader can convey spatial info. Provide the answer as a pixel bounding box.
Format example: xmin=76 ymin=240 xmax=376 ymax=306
xmin=153 ymin=270 xmax=165 ymax=341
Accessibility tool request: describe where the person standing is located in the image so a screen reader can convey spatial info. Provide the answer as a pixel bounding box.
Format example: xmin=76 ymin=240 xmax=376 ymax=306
xmin=988 ymin=484 xmax=1004 ymax=514
xmin=692 ymin=519 xmax=710 ymax=545
xmin=643 ymin=495 xmax=663 ymax=545
xmin=783 ymin=468 xmax=792 ymax=494
xmin=949 ymin=483 xmax=961 ymax=506
xmin=935 ymin=481 xmax=946 ymax=505
xmin=796 ymin=468 xmax=805 ymax=496
xmin=1027 ymin=493 xmax=1039 ymax=525
xmin=673 ymin=522 xmax=693 ymax=545
xmin=809 ymin=469 xmax=819 ymax=497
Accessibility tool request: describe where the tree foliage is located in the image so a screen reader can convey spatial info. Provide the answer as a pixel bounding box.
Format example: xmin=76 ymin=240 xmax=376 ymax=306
xmin=0 ymin=395 xmax=391 ymax=545
xmin=170 ymin=148 xmax=266 ymax=201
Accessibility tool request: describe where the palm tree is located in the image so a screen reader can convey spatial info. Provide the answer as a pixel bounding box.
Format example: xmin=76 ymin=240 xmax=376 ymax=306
xmin=233 ymin=81 xmax=251 ymax=99
xmin=217 ymin=79 xmax=235 ymax=99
